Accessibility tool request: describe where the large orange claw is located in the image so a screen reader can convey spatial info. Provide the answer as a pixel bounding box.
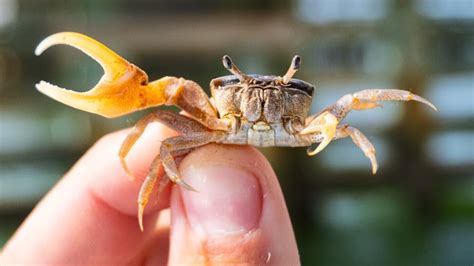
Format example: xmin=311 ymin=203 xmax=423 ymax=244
xmin=35 ymin=32 xmax=168 ymax=118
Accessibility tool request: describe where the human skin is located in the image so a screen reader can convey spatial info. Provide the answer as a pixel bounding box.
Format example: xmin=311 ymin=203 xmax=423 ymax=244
xmin=1 ymin=123 xmax=299 ymax=265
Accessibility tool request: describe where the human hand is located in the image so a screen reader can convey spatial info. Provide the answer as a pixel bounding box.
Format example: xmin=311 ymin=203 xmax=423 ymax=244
xmin=1 ymin=123 xmax=299 ymax=265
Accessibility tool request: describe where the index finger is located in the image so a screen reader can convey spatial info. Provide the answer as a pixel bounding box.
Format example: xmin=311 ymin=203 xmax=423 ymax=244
xmin=1 ymin=123 xmax=175 ymax=264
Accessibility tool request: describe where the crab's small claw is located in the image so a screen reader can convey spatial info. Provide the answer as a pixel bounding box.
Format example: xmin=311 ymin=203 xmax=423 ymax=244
xmin=302 ymin=111 xmax=338 ymax=156
xmin=35 ymin=32 xmax=167 ymax=118
xmin=352 ymin=89 xmax=438 ymax=112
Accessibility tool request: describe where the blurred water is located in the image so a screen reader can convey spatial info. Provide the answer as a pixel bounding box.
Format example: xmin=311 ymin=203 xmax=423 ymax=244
xmin=297 ymin=0 xmax=389 ymax=24
xmin=427 ymin=73 xmax=474 ymax=120
xmin=416 ymin=0 xmax=474 ymax=20
xmin=0 ymin=0 xmax=17 ymax=28
xmin=428 ymin=131 xmax=474 ymax=166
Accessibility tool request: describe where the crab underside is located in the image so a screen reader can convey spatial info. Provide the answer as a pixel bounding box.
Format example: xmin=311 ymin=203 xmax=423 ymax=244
xmin=35 ymin=32 xmax=436 ymax=231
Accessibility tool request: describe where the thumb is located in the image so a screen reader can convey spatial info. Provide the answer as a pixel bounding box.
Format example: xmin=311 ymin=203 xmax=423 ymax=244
xmin=164 ymin=144 xmax=299 ymax=265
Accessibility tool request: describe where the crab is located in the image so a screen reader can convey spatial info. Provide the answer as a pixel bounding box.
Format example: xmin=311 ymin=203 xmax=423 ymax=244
xmin=35 ymin=32 xmax=437 ymax=231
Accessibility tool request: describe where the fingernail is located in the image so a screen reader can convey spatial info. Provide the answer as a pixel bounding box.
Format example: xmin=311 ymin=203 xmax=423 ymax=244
xmin=180 ymin=165 xmax=262 ymax=237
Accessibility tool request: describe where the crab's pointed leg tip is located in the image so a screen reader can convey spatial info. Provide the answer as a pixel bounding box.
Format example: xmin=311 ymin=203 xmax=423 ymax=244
xmin=177 ymin=179 xmax=198 ymax=193
xmin=372 ymin=165 xmax=378 ymax=175
xmin=422 ymin=99 xmax=438 ymax=111
xmin=184 ymin=183 xmax=199 ymax=192
xmin=138 ymin=205 xmax=145 ymax=232
xmin=411 ymin=94 xmax=438 ymax=111
xmin=369 ymin=156 xmax=378 ymax=175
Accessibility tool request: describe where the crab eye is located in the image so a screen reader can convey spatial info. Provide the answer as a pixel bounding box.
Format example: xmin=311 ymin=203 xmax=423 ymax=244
xmin=288 ymin=79 xmax=314 ymax=96
xmin=292 ymin=55 xmax=301 ymax=70
xmin=282 ymin=55 xmax=301 ymax=84
xmin=222 ymin=55 xmax=233 ymax=70
xmin=221 ymin=55 xmax=250 ymax=82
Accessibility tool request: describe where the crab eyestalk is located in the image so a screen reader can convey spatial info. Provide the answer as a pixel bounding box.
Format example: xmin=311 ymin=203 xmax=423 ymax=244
xmin=222 ymin=55 xmax=251 ymax=82
xmin=282 ymin=55 xmax=301 ymax=84
xmin=34 ymin=32 xmax=168 ymax=118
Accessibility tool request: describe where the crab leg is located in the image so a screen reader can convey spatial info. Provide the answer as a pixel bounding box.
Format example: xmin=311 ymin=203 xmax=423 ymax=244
xmin=301 ymin=89 xmax=436 ymax=156
xmin=118 ymin=110 xmax=214 ymax=230
xmin=138 ymin=150 xmax=191 ymax=232
xmin=335 ymin=125 xmax=378 ymax=174
xmin=160 ymin=132 xmax=225 ymax=191
xmin=35 ymin=32 xmax=229 ymax=130
xmin=119 ymin=110 xmax=209 ymax=180
xmin=137 ymin=154 xmax=163 ymax=232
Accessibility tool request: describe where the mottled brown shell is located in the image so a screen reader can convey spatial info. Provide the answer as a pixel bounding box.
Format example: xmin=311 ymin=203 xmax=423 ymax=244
xmin=210 ymin=74 xmax=314 ymax=127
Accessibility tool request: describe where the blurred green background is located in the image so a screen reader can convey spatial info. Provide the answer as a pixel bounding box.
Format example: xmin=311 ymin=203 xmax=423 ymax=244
xmin=0 ymin=0 xmax=473 ymax=265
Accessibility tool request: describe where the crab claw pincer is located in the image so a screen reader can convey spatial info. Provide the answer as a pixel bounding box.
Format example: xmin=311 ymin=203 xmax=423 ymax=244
xmin=302 ymin=111 xmax=338 ymax=156
xmin=35 ymin=32 xmax=168 ymax=118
